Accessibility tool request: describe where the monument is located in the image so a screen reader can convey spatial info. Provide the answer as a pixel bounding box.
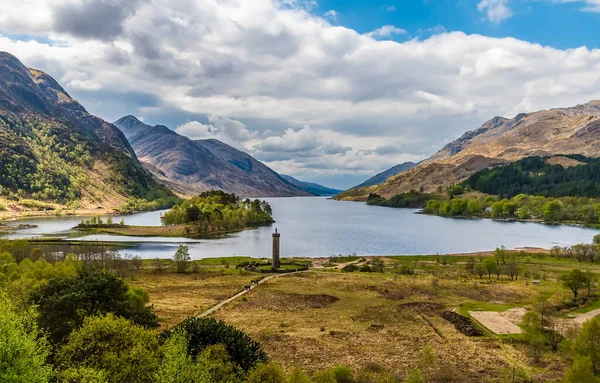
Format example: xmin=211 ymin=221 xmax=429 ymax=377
xmin=272 ymin=228 xmax=281 ymax=269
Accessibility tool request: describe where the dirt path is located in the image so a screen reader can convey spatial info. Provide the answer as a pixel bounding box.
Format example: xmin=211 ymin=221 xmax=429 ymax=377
xmin=198 ymin=271 xmax=308 ymax=318
xmin=573 ymin=308 xmax=600 ymax=324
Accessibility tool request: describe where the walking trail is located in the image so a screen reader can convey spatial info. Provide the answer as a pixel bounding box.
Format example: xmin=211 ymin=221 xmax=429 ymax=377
xmin=198 ymin=271 xmax=308 ymax=318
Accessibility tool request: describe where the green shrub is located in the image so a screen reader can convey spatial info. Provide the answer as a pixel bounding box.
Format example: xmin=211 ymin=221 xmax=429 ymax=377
xmin=332 ymin=366 xmax=353 ymax=383
xmin=56 ymin=314 xmax=159 ymax=383
xmin=161 ymin=317 xmax=268 ymax=373
xmin=247 ymin=363 xmax=285 ymax=383
xmin=30 ymin=269 xmax=158 ymax=345
xmin=312 ymin=369 xmax=336 ymax=383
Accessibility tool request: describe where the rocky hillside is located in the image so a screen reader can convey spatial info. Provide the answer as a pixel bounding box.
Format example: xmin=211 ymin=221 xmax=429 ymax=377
xmin=114 ymin=116 xmax=310 ymax=197
xmin=280 ymin=175 xmax=342 ymax=196
xmin=354 ymin=162 xmax=416 ymax=188
xmin=0 ymin=52 xmax=177 ymax=214
xmin=338 ymin=101 xmax=600 ymax=199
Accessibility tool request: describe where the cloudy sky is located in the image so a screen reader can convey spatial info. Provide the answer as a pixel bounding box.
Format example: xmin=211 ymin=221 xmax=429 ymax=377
xmin=1 ymin=0 xmax=599 ymax=189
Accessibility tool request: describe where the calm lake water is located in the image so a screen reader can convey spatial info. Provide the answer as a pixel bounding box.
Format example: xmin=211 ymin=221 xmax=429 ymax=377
xmin=4 ymin=197 xmax=599 ymax=259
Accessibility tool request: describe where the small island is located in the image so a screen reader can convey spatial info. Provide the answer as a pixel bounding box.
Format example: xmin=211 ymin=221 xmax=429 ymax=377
xmin=76 ymin=191 xmax=275 ymax=237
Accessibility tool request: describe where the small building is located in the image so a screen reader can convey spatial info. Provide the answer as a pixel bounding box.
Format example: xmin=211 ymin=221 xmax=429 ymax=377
xmin=532 ymin=280 xmax=541 ymax=286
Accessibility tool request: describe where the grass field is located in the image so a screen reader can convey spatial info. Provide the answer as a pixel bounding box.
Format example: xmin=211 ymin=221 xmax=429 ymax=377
xmin=126 ymin=253 xmax=600 ymax=382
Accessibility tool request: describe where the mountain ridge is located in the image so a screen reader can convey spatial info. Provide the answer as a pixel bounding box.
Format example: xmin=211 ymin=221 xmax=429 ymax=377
xmin=0 ymin=52 xmax=176 ymax=214
xmin=113 ymin=116 xmax=311 ymax=198
xmin=337 ymin=100 xmax=600 ymax=200
xmin=354 ymin=162 xmax=417 ymax=188
xmin=280 ymin=175 xmax=342 ymax=196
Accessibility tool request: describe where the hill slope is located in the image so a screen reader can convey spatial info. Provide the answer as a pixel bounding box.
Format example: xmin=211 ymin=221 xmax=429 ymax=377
xmin=114 ymin=116 xmax=310 ymax=197
xmin=0 ymin=52 xmax=176 ymax=213
xmin=339 ymin=101 xmax=600 ymax=199
xmin=354 ymin=162 xmax=416 ymax=188
xmin=280 ymin=175 xmax=342 ymax=196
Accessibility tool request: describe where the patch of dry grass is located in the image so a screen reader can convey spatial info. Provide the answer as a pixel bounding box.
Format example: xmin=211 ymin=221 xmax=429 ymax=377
xmin=129 ymin=269 xmax=257 ymax=328
xmin=211 ymin=272 xmax=555 ymax=381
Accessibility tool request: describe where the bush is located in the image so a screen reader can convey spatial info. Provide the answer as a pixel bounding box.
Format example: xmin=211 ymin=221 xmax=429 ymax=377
xmin=312 ymin=369 xmax=336 ymax=383
xmin=332 ymin=366 xmax=353 ymax=382
xmin=56 ymin=314 xmax=159 ymax=383
xmin=30 ymin=269 xmax=158 ymax=345
xmin=359 ymin=264 xmax=372 ymax=273
xmin=247 ymin=363 xmax=285 ymax=383
xmin=342 ymin=264 xmax=359 ymax=273
xmin=0 ymin=294 xmax=52 ymax=382
xmin=161 ymin=317 xmax=268 ymax=373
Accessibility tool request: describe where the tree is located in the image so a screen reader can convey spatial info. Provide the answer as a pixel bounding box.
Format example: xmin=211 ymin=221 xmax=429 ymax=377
xmin=0 ymin=294 xmax=52 ymax=382
xmin=543 ymin=200 xmax=563 ymax=222
xmin=56 ymin=314 xmax=160 ymax=383
xmin=186 ymin=206 xmax=201 ymax=222
xmin=584 ymin=271 xmax=598 ymax=297
xmin=563 ymin=356 xmax=600 ymax=383
xmin=562 ymin=269 xmax=587 ymax=301
xmin=521 ymin=310 xmax=546 ymax=363
xmin=482 ymin=258 xmax=498 ymax=279
xmin=30 ymin=269 xmax=159 ymax=345
xmin=161 ymin=317 xmax=268 ymax=373
xmin=173 ymin=245 xmax=191 ymax=273
xmin=573 ymin=318 xmax=600 ymax=374
xmin=153 ymin=257 xmax=166 ymax=273
xmin=131 ymin=255 xmax=143 ymax=271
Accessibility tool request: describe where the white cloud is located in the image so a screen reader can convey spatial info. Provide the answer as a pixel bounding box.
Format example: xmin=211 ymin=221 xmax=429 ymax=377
xmin=552 ymin=0 xmax=600 ymax=12
xmin=477 ymin=0 xmax=513 ymax=24
xmin=323 ymin=10 xmax=338 ymax=21
xmin=366 ymin=25 xmax=408 ymax=39
xmin=0 ymin=0 xmax=599 ymax=184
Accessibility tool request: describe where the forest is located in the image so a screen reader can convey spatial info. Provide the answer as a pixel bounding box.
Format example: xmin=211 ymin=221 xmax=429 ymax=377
xmin=366 ymin=190 xmax=435 ymax=208
xmin=160 ymin=191 xmax=274 ymax=233
xmin=464 ymin=155 xmax=600 ymax=198
xmin=0 ymin=115 xmax=178 ymax=212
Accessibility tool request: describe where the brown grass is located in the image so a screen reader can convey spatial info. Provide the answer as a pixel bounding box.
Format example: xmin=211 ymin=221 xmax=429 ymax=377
xmin=209 ymin=272 xmax=555 ymax=381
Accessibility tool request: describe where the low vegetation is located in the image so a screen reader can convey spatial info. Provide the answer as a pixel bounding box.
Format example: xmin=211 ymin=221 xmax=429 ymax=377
xmin=7 ymin=235 xmax=600 ymax=381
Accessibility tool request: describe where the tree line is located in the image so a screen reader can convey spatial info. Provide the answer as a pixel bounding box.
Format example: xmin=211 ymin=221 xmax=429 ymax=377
xmin=161 ymin=191 xmax=274 ymax=234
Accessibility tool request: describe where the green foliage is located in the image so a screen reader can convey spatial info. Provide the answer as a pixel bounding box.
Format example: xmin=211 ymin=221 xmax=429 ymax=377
xmin=311 ymin=369 xmax=336 ymax=383
xmin=30 ymin=269 xmax=158 ymax=345
xmin=247 ymin=363 xmax=286 ymax=383
xmin=58 ymin=367 xmax=108 ymax=383
xmin=155 ymin=332 xmax=240 ymax=383
xmin=402 ymin=368 xmax=426 ymax=383
xmin=563 ymin=356 xmax=600 ymax=383
xmin=0 ymin=294 xmax=52 ymax=383
xmin=367 ymin=190 xmax=435 ymax=208
xmin=332 ymin=365 xmax=353 ymax=383
xmin=425 ymin=193 xmax=600 ymax=224
xmin=521 ymin=310 xmax=547 ymax=363
xmin=562 ymin=269 xmax=587 ymax=301
xmin=0 ymin=115 xmax=178 ymax=208
xmin=161 ymin=191 xmax=273 ymax=233
xmin=161 ymin=317 xmax=268 ymax=373
xmin=56 ymin=314 xmax=159 ymax=383
xmin=286 ymin=368 xmax=311 ymax=383
xmin=573 ymin=319 xmax=600 ymax=374
xmin=464 ymin=155 xmax=600 ymax=198
xmin=173 ymin=245 xmax=191 ymax=273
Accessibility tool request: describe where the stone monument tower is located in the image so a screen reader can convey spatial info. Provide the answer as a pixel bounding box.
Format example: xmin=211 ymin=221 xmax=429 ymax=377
xmin=272 ymin=228 xmax=281 ymax=269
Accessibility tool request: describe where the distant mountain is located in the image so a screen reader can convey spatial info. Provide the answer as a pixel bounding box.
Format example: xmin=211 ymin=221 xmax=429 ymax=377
xmin=280 ymin=175 xmax=342 ymax=196
xmin=337 ymin=100 xmax=600 ymax=200
xmin=114 ymin=116 xmax=310 ymax=197
xmin=0 ymin=51 xmax=176 ymax=212
xmin=354 ymin=162 xmax=416 ymax=188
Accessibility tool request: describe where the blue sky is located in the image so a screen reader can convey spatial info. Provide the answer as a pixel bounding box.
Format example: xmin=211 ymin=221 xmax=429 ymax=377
xmin=315 ymin=0 xmax=599 ymax=49
xmin=0 ymin=0 xmax=599 ymax=189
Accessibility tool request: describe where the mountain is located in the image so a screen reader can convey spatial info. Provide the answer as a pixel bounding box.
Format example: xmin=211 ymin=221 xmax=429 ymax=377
xmin=0 ymin=52 xmax=176 ymax=212
xmin=354 ymin=162 xmax=416 ymax=188
xmin=114 ymin=116 xmax=310 ymax=197
xmin=280 ymin=175 xmax=342 ymax=196
xmin=337 ymin=100 xmax=600 ymax=200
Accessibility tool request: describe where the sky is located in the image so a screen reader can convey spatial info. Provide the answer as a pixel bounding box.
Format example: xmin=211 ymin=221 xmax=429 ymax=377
xmin=0 ymin=0 xmax=599 ymax=189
